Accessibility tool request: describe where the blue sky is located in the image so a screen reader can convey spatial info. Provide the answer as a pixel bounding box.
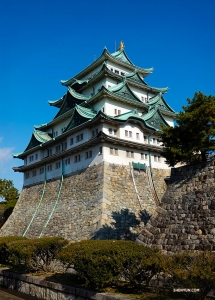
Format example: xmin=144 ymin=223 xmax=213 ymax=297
xmin=0 ymin=0 xmax=214 ymax=192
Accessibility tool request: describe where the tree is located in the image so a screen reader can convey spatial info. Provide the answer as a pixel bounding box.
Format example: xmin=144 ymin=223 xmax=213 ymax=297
xmin=161 ymin=92 xmax=215 ymax=166
xmin=0 ymin=179 xmax=19 ymax=226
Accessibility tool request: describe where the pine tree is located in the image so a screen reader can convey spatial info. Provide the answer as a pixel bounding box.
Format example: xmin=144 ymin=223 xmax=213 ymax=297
xmin=161 ymin=92 xmax=215 ymax=166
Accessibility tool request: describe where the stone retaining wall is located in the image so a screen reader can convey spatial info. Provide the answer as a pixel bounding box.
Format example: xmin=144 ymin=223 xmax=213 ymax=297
xmin=137 ymin=160 xmax=215 ymax=253
xmin=0 ymin=269 xmax=134 ymax=300
xmin=0 ymin=162 xmax=169 ymax=241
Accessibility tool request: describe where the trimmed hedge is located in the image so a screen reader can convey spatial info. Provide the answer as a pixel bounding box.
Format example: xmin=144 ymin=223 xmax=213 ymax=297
xmin=7 ymin=237 xmax=69 ymax=272
xmin=0 ymin=236 xmax=27 ymax=264
xmin=57 ymin=240 xmax=164 ymax=289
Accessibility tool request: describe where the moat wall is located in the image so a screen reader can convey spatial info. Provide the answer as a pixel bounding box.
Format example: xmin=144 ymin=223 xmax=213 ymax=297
xmin=0 ymin=162 xmax=169 ymax=240
xmin=137 ymin=160 xmax=215 ymax=253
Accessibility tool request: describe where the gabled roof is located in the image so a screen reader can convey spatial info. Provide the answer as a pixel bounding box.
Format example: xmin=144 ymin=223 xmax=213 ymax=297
xmin=65 ymin=104 xmax=97 ymax=131
xmin=125 ymin=70 xmax=168 ymax=93
xmin=142 ymin=108 xmax=170 ymax=131
xmin=147 ymin=93 xmax=175 ymax=114
xmin=107 ymin=80 xmax=144 ymax=104
xmin=60 ymin=47 xmax=154 ymax=86
xmin=20 ymin=130 xmax=52 ymax=154
xmin=53 ymin=87 xmax=90 ymax=120
xmin=111 ymin=48 xmax=134 ymax=65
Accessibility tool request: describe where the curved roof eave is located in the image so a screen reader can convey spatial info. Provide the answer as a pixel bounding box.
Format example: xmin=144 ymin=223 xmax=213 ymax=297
xmin=88 ymin=85 xmax=148 ymax=109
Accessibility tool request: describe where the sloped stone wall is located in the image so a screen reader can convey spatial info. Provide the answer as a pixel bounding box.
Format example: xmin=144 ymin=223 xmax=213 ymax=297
xmin=0 ymin=162 xmax=169 ymax=241
xmin=137 ymin=160 xmax=215 ymax=253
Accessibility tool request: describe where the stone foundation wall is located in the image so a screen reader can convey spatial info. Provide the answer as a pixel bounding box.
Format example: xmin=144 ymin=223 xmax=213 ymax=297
xmin=0 ymin=162 xmax=169 ymax=241
xmin=137 ymin=160 xmax=215 ymax=253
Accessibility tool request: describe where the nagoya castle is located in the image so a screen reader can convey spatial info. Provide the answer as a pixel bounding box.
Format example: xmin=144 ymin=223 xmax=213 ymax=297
xmin=0 ymin=42 xmax=176 ymax=241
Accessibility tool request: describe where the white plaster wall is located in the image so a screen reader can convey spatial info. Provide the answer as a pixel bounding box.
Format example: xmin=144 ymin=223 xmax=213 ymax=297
xmin=106 ymin=61 xmax=131 ymax=74
xmin=102 ymin=143 xmax=169 ymax=169
xmin=52 ymin=116 xmax=71 ymax=137
xmin=94 ymin=98 xmax=141 ymax=117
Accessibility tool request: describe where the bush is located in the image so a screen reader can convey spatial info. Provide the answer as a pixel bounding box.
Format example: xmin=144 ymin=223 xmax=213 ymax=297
xmin=0 ymin=236 xmax=27 ymax=264
xmin=7 ymin=237 xmax=69 ymax=272
xmin=57 ymin=240 xmax=164 ymax=290
xmin=165 ymin=251 xmax=215 ymax=300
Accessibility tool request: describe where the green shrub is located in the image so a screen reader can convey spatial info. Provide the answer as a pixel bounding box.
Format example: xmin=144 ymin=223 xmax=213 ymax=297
xmin=57 ymin=240 xmax=164 ymax=290
xmin=165 ymin=251 xmax=215 ymax=300
xmin=7 ymin=237 xmax=69 ymax=272
xmin=0 ymin=236 xmax=27 ymax=264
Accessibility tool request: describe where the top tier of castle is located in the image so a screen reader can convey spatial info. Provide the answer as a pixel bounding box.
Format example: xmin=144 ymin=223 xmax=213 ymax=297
xmin=13 ymin=42 xmax=176 ymax=186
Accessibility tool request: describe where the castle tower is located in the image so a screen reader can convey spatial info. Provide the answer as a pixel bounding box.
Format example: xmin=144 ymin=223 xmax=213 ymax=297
xmin=0 ymin=43 xmax=175 ymax=240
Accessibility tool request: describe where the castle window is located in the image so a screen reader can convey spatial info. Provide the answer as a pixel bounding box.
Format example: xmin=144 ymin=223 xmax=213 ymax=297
xmin=32 ymin=170 xmax=36 ymax=177
xmin=47 ymin=165 xmax=52 ymax=172
xmin=55 ymin=131 xmax=58 ymax=137
xmin=126 ymin=150 xmax=134 ymax=158
xmin=56 ymin=162 xmax=61 ymax=169
xmin=35 ymin=153 xmax=38 ymax=160
xmin=102 ymin=107 xmax=104 ymax=112
xmin=74 ymin=154 xmax=81 ymax=162
xmin=154 ymin=155 xmax=160 ymax=162
xmin=99 ymin=147 xmax=102 ymax=154
xmin=29 ymin=155 xmax=34 ymax=162
xmin=76 ymin=133 xmax=83 ymax=142
xmin=129 ymin=131 xmax=132 ymax=138
xmin=121 ymin=72 xmax=125 ymax=76
xmin=110 ymin=148 xmax=118 ymax=155
xmin=114 ymin=129 xmax=117 ymax=135
xmin=25 ymin=172 xmax=29 ymax=179
xmin=118 ymin=110 xmax=121 ymax=115
xmin=56 ymin=145 xmax=61 ymax=153
xmin=40 ymin=167 xmax=44 ymax=174
xmin=70 ymin=138 xmax=73 ymax=145
xmin=136 ymin=133 xmax=140 ymax=139
xmin=65 ymin=158 xmax=70 ymax=165
xmin=109 ymin=128 xmax=113 ymax=134
xmin=125 ymin=130 xmax=128 ymax=137
xmin=141 ymin=153 xmax=148 ymax=160
xmin=85 ymin=150 xmax=92 ymax=159
xmin=144 ymin=136 xmax=148 ymax=143
xmin=153 ymin=138 xmax=156 ymax=144
xmin=115 ymin=70 xmax=119 ymax=74
xmin=114 ymin=109 xmax=117 ymax=115
xmin=108 ymin=85 xmax=111 ymax=88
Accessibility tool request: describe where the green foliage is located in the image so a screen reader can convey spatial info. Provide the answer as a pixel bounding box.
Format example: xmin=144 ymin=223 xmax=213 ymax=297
xmin=0 ymin=179 xmax=19 ymax=226
xmin=161 ymin=92 xmax=215 ymax=166
xmin=0 ymin=236 xmax=27 ymax=264
xmin=0 ymin=179 xmax=19 ymax=203
xmin=57 ymin=240 xmax=164 ymax=290
xmin=165 ymin=251 xmax=215 ymax=300
xmin=7 ymin=237 xmax=69 ymax=272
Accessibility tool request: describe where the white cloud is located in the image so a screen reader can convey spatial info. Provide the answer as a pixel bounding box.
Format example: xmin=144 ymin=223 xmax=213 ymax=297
xmin=0 ymin=147 xmax=14 ymax=173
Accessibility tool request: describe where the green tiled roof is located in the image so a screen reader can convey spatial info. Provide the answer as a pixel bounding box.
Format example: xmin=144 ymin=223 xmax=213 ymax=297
xmin=68 ymin=87 xmax=90 ymax=100
xmin=142 ymin=108 xmax=169 ymax=131
xmin=48 ymin=96 xmax=64 ymax=108
xmin=75 ymin=104 xmax=97 ymax=119
xmin=61 ymin=78 xmax=89 ymax=87
xmin=148 ymin=93 xmax=175 ymax=113
xmin=114 ymin=109 xmax=139 ymax=120
xmin=108 ymin=80 xmax=143 ymax=104
xmin=111 ymin=48 xmax=134 ymax=65
xmin=23 ymin=130 xmax=52 ymax=153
